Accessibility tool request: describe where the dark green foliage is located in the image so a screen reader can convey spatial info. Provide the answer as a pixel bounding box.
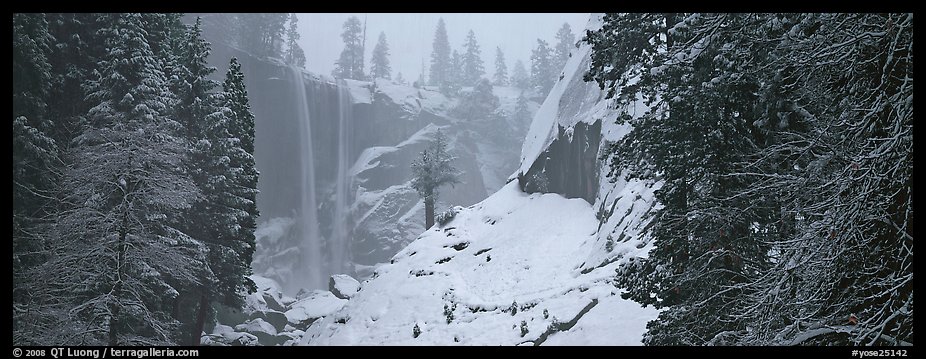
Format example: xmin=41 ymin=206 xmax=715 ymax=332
xmin=12 ymin=12 xmax=259 ymax=346
xmin=520 ymin=320 xmax=529 ymax=337
xmin=413 ymin=323 xmax=422 ymax=338
xmin=587 ymin=13 xmax=913 ymax=346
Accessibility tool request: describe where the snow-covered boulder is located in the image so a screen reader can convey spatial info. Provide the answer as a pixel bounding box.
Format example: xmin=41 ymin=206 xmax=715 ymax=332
xmin=285 ymin=290 xmax=349 ymax=330
xmin=235 ymin=318 xmax=277 ymax=336
xmin=249 ymin=310 xmax=288 ymax=332
xmin=204 ymin=324 xmax=259 ymax=346
xmin=328 ymin=274 xmax=361 ymax=299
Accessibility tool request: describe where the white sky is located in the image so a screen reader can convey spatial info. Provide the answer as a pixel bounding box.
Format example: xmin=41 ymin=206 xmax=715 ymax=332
xmin=296 ymin=13 xmax=590 ymax=81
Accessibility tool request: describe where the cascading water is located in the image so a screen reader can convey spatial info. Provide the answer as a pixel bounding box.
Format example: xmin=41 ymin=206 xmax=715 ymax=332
xmin=330 ymin=80 xmax=353 ymax=277
xmin=289 ymin=65 xmax=323 ymax=291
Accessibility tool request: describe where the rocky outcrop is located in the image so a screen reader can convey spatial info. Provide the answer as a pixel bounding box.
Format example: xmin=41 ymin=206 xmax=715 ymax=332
xmin=518 ymin=119 xmax=601 ymax=204
xmin=204 ymin=275 xmax=348 ymax=346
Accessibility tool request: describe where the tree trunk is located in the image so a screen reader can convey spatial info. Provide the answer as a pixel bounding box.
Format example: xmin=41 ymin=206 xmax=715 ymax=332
xmin=190 ymin=291 xmax=209 ymax=346
xmin=425 ymin=195 xmax=435 ymax=229
xmin=109 ymin=207 xmax=128 ymax=346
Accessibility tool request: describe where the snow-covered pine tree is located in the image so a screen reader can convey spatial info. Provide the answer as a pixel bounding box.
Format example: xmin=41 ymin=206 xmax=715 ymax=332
xmin=370 ymin=31 xmax=392 ymax=80
xmin=429 ymin=18 xmax=452 ymax=91
xmin=530 ymin=39 xmax=555 ymax=97
xmin=493 ymin=47 xmax=509 ymax=86
xmin=175 ymin=19 xmax=261 ymax=345
xmin=460 ymin=30 xmax=485 ymax=86
xmin=552 ymin=23 xmax=575 ymax=75
xmin=19 ymin=13 xmax=205 ymax=345
xmin=587 ymin=13 xmax=773 ymax=345
xmin=510 ymin=59 xmax=530 ymax=90
xmin=588 ymin=12 xmax=913 ymax=346
xmin=284 ymin=13 xmax=306 ymax=68
xmin=411 ymin=129 xmax=460 ymax=229
xmin=12 ymin=13 xmax=59 ymax=312
xmin=332 ymin=16 xmax=365 ymax=80
xmin=216 ymin=56 xmax=260 ymax=313
xmin=728 ymin=13 xmax=913 ymax=346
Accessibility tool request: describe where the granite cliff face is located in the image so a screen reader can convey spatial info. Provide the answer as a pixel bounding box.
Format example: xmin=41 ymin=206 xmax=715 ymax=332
xmin=206 ymin=43 xmax=538 ymax=293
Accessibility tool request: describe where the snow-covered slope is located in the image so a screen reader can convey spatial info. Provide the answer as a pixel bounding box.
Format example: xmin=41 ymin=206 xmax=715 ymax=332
xmin=301 ymin=182 xmax=657 ymax=345
xmin=295 ymin=14 xmax=663 ymax=345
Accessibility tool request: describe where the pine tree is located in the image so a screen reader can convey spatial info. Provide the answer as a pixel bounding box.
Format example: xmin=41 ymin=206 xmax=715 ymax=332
xmin=530 ymin=39 xmax=555 ymax=96
xmin=12 ymin=14 xmax=60 ymax=321
xmin=235 ymin=13 xmax=288 ymax=58
xmin=21 ymin=13 xmax=204 ymax=345
xmin=493 ymin=47 xmax=509 ymax=86
xmin=284 ymin=13 xmax=306 ymax=67
xmin=460 ymin=30 xmax=485 ymax=86
xmin=509 ymin=91 xmax=532 ymax=131
xmin=428 ymin=18 xmax=452 ymax=91
xmin=395 ymin=72 xmax=405 ymax=85
xmin=510 ymin=59 xmax=530 ymax=89
xmin=586 ymin=12 xmax=913 ymax=346
xmin=369 ymin=31 xmax=392 ymax=80
xmin=211 ymin=56 xmax=260 ymax=332
xmin=13 ymin=12 xmax=262 ymax=346
xmin=411 ymin=129 xmax=460 ymax=229
xmin=452 ymin=78 xmax=499 ymax=122
xmin=553 ymin=23 xmax=575 ymax=73
xmin=446 ymin=49 xmax=463 ymax=96
xmin=332 ymin=16 xmax=365 ymax=80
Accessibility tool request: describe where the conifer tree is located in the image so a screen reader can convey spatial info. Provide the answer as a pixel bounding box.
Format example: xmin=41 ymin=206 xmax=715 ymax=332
xmin=493 ymin=47 xmax=509 ymax=86
xmin=370 ymin=32 xmax=392 ymax=80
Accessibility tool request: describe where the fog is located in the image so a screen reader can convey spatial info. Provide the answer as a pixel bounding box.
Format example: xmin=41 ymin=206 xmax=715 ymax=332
xmin=296 ymin=13 xmax=589 ymax=80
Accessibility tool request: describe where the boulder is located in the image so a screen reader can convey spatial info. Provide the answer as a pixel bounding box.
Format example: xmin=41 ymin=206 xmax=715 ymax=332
xmin=329 ymin=274 xmax=361 ymax=299
xmin=261 ymin=292 xmax=287 ymax=312
xmin=248 ymin=310 xmax=288 ymax=333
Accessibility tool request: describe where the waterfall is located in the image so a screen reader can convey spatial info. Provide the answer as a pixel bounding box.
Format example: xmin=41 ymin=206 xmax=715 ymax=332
xmin=289 ymin=66 xmax=323 ymax=290
xmin=330 ymin=80 xmax=353 ymax=276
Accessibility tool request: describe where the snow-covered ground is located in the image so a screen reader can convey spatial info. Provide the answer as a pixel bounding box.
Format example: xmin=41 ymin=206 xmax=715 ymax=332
xmin=299 ymin=181 xmax=658 ymax=345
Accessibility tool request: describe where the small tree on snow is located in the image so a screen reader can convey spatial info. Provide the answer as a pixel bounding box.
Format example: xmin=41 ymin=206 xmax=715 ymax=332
xmin=411 ymin=129 xmax=460 ymax=229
